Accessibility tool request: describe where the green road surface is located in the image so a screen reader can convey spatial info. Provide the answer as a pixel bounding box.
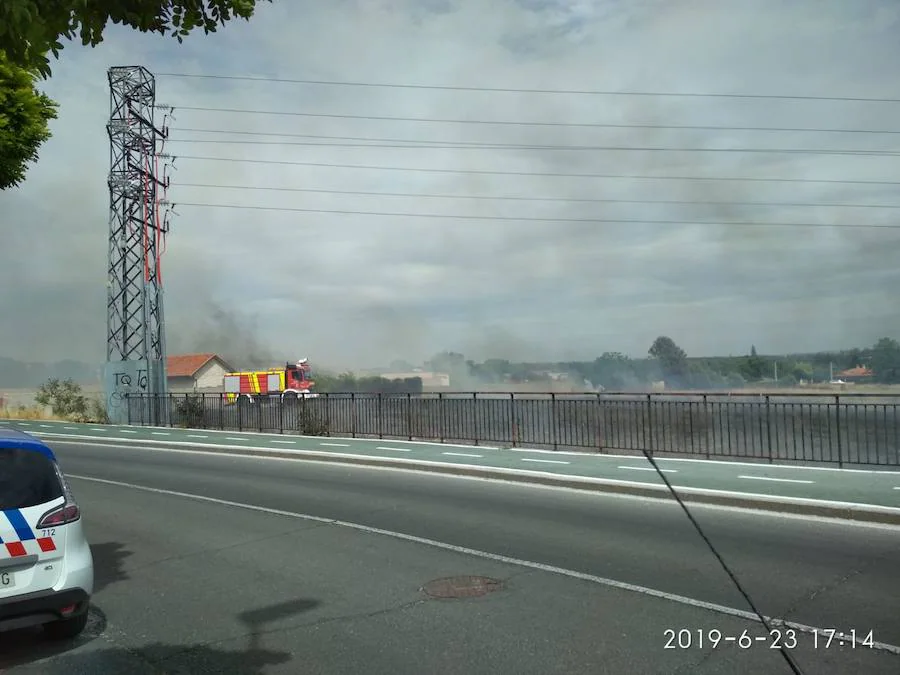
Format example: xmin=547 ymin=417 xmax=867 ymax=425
xmin=2 ymin=418 xmax=899 ymax=510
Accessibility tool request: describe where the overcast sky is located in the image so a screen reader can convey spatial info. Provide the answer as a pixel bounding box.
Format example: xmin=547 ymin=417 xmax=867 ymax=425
xmin=2 ymin=0 xmax=899 ymax=370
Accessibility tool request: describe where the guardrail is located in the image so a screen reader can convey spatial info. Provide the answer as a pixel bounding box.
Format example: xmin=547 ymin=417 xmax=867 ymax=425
xmin=125 ymin=392 xmax=900 ymax=467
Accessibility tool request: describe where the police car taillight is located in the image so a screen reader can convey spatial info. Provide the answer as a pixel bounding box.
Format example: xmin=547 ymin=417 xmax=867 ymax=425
xmin=37 ymin=503 xmax=81 ymax=528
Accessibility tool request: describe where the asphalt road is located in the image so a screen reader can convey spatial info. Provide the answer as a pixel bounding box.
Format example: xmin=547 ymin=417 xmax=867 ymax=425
xmin=4 ymin=420 xmax=900 ymax=510
xmin=1 ymin=439 xmax=898 ymax=674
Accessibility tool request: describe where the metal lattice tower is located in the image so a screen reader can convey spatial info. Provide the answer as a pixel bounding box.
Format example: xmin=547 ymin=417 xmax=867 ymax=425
xmin=105 ymin=66 xmax=172 ymax=423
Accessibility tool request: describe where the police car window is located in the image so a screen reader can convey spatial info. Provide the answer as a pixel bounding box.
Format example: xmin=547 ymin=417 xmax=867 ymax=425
xmin=0 ymin=449 xmax=65 ymax=509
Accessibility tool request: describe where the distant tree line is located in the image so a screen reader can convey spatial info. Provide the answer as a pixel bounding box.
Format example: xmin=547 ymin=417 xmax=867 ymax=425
xmin=422 ymin=336 xmax=900 ymax=391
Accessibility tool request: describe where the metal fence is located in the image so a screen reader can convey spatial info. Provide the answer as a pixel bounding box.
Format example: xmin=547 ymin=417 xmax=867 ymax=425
xmin=125 ymin=392 xmax=900 ymax=467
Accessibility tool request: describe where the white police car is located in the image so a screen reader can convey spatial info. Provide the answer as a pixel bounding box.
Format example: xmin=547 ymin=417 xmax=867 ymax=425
xmin=0 ymin=428 xmax=93 ymax=639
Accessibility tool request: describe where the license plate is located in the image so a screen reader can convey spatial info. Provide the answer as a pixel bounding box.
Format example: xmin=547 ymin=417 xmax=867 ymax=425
xmin=0 ymin=571 xmax=13 ymax=588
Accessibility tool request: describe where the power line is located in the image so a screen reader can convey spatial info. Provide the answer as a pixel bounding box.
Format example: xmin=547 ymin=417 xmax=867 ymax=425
xmin=176 ymin=182 xmax=900 ymax=210
xmin=156 ymin=72 xmax=900 ymax=103
xmin=174 ymin=155 xmax=900 ymax=186
xmin=165 ymin=202 xmax=900 ymax=228
xmin=167 ymin=135 xmax=900 ymax=156
xmin=170 ymin=111 xmax=900 ymax=136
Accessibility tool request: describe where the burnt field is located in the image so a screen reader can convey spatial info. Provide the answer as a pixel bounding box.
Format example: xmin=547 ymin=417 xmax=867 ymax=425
xmin=129 ymin=392 xmax=900 ymax=467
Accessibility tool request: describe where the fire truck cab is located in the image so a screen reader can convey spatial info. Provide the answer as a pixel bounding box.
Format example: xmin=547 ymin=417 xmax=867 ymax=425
xmin=223 ymin=359 xmax=317 ymax=404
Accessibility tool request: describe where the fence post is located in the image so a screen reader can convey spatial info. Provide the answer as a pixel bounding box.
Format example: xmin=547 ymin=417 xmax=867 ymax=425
xmin=378 ymin=393 xmax=383 ymax=440
xmin=835 ymin=394 xmax=843 ymax=468
xmin=765 ymin=395 xmax=773 ymax=463
xmin=511 ymin=393 xmax=518 ymax=447
xmin=551 ymin=393 xmax=558 ymax=451
xmin=407 ymin=392 xmax=412 ymax=441
xmin=473 ymin=392 xmax=479 ymax=446
xmin=646 ymin=394 xmax=653 ymax=456
xmin=351 ymin=392 xmax=357 ymax=439
xmin=439 ymin=392 xmax=445 ymax=443
xmin=238 ymin=397 xmax=243 ymax=432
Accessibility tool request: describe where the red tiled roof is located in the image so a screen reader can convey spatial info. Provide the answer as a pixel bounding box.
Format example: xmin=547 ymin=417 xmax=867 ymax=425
xmin=167 ymin=353 xmax=219 ymax=378
xmin=836 ymin=366 xmax=874 ymax=378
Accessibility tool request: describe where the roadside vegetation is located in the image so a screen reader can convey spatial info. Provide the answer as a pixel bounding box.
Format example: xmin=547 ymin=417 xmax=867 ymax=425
xmin=0 ymin=378 xmax=108 ymax=423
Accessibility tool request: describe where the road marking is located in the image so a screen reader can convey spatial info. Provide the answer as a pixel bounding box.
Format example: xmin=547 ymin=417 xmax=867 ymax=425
xmin=893 ymin=487 xmax=900 ymax=490
xmin=118 ymin=430 xmax=136 ymax=434
xmin=320 ymin=442 xmax=350 ymax=447
xmin=187 ymin=434 xmax=208 ymax=439
xmin=151 ymin=432 xmax=170 ymax=436
xmin=618 ymin=466 xmax=677 ymax=474
xmin=739 ymin=475 xmax=815 ymax=485
xmin=443 ymin=452 xmax=484 ymax=458
xmin=17 ymin=422 xmax=30 ymax=426
xmin=89 ymin=428 xmax=107 ymax=432
xmin=522 ymin=458 xmax=570 ymax=465
xmin=225 ymin=437 xmax=246 ymax=441
xmin=40 ymin=424 xmax=52 ymax=428
xmin=271 ymin=440 xmax=295 ymax=444
xmin=377 ymin=446 xmax=411 ymax=452
xmin=35 ymin=434 xmax=900 ymax=520
xmin=67 ymin=472 xmax=900 ymax=656
xmin=63 ymin=426 xmax=77 ymax=430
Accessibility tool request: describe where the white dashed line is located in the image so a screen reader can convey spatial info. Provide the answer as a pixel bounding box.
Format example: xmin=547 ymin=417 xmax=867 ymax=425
xmin=187 ymin=434 xmax=208 ymax=438
xmin=377 ymin=446 xmax=411 ymax=452
xmin=63 ymin=426 xmax=77 ymax=430
xmin=118 ymin=429 xmax=136 ymax=434
xmin=225 ymin=437 xmax=246 ymax=441
xmin=443 ymin=452 xmax=484 ymax=458
xmin=522 ymin=458 xmax=570 ymax=465
xmin=320 ymin=442 xmax=350 ymax=447
xmin=893 ymin=487 xmax=900 ymax=490
xmin=271 ymin=440 xmax=295 ymax=444
xmin=40 ymin=424 xmax=52 ymax=428
xmin=738 ymin=475 xmax=814 ymax=485
xmin=17 ymin=422 xmax=30 ymax=426
xmin=151 ymin=432 xmax=170 ymax=436
xmin=618 ymin=466 xmax=677 ymax=474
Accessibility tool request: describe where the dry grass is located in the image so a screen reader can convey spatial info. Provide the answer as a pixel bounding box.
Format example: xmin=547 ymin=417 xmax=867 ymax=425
xmin=0 ymin=405 xmax=66 ymax=421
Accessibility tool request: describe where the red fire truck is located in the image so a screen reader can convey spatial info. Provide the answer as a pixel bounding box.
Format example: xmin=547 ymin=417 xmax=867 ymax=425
xmin=223 ymin=359 xmax=317 ymax=403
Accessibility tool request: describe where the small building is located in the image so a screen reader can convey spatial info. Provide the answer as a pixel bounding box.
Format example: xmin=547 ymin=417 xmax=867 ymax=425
xmin=835 ymin=366 xmax=875 ymax=383
xmin=378 ymin=371 xmax=451 ymax=389
xmin=167 ymin=353 xmax=235 ymax=393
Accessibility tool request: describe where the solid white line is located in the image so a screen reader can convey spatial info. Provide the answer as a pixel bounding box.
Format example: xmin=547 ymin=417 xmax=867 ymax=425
xmin=46 ymin=440 xmax=900 ymax=531
xmin=739 ymin=475 xmax=815 ymax=485
xmin=67 ymin=472 xmax=900 ymax=656
xmin=320 ymin=442 xmax=350 ymax=447
xmin=522 ymin=458 xmax=570 ymax=465
xmin=377 ymin=446 xmax=411 ymax=453
xmin=186 ymin=434 xmax=208 ymax=438
xmin=443 ymin=452 xmax=484 ymax=458
xmin=618 ymin=466 xmax=677 ymax=474
xmin=37 ymin=432 xmax=900 ymax=516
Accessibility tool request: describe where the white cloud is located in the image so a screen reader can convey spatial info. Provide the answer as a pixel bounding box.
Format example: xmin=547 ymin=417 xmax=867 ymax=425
xmin=1 ymin=0 xmax=900 ymax=370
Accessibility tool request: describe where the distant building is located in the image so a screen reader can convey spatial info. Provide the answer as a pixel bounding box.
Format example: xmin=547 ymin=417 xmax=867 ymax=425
xmin=378 ymin=371 xmax=451 ymax=389
xmin=167 ymin=353 xmax=235 ymax=392
xmin=835 ymin=366 xmax=875 ymax=383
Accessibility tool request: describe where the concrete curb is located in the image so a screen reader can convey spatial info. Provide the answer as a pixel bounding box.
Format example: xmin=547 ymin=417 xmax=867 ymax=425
xmin=36 ymin=432 xmax=900 ymax=526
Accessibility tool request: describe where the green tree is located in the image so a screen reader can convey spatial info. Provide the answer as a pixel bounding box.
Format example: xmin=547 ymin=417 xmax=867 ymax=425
xmin=0 ymin=50 xmax=57 ymax=189
xmin=870 ymin=337 xmax=900 ymax=383
xmin=34 ymin=378 xmax=87 ymax=417
xmin=0 ymin=1 xmax=271 ymax=77
xmin=648 ymin=336 xmax=688 ymax=378
xmin=744 ymin=344 xmax=766 ymax=381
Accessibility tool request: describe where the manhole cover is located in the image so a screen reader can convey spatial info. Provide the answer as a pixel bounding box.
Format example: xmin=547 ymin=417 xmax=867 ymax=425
xmin=421 ymin=575 xmax=503 ymax=599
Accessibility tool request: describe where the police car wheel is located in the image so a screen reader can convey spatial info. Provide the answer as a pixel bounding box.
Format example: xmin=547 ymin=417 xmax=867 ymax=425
xmin=43 ymin=610 xmax=89 ymax=640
